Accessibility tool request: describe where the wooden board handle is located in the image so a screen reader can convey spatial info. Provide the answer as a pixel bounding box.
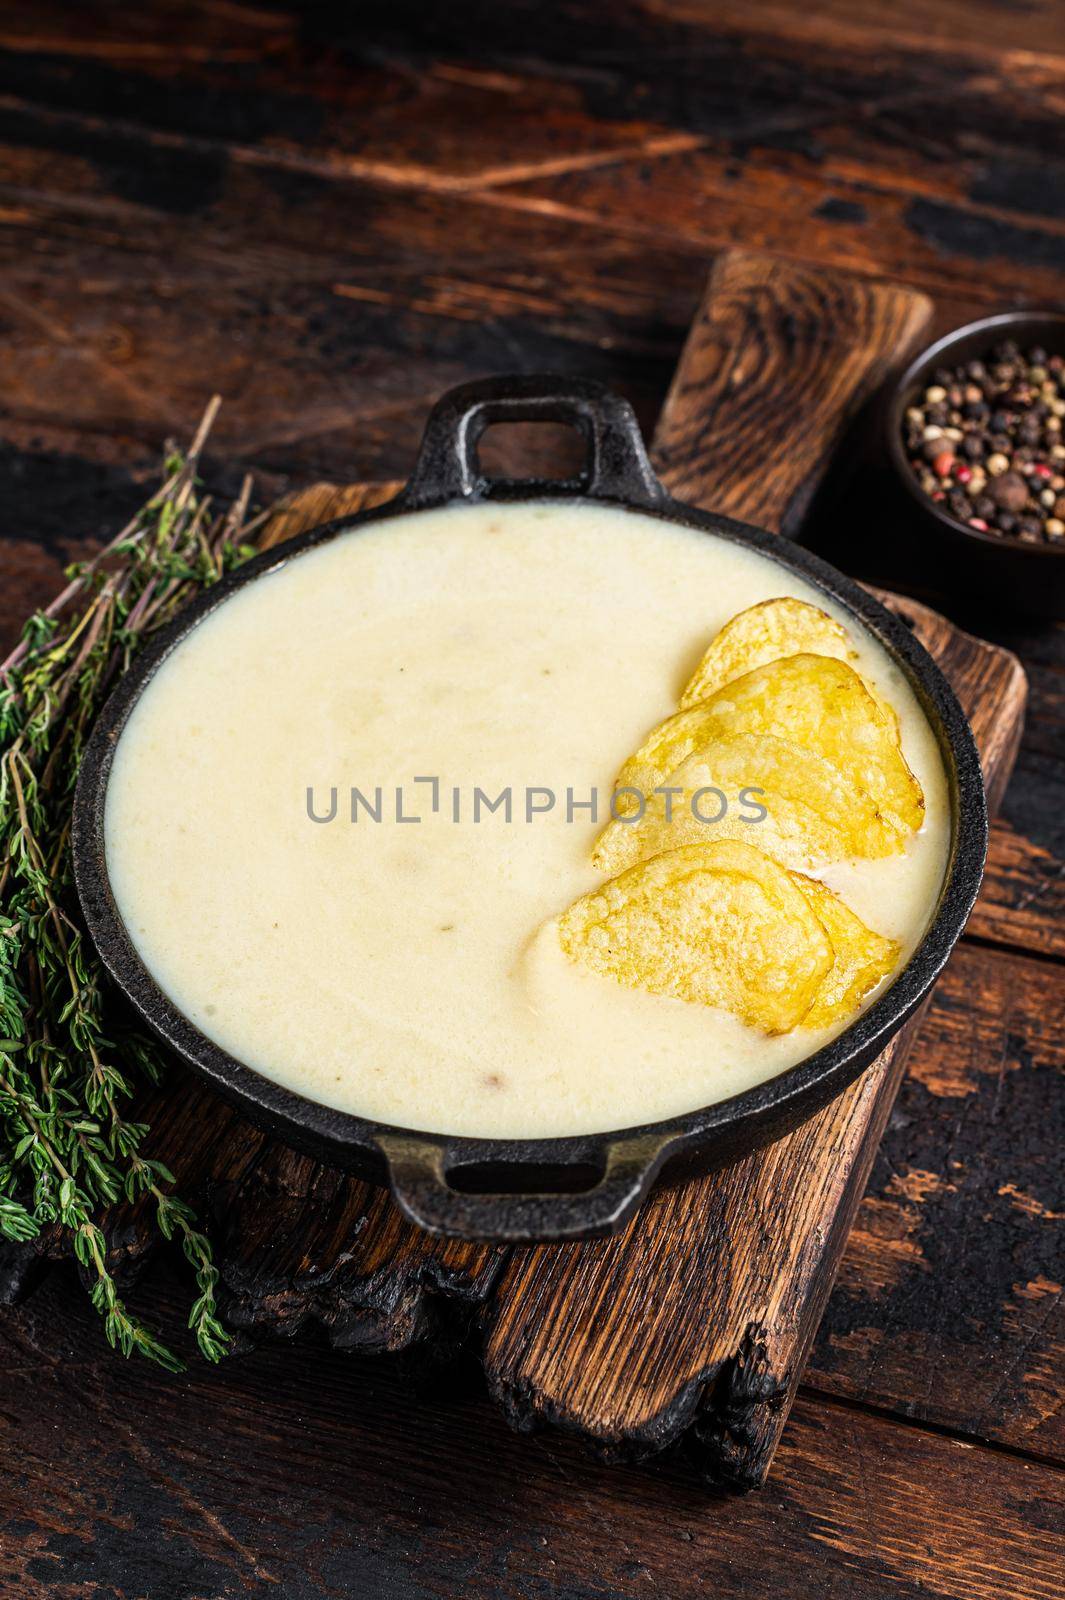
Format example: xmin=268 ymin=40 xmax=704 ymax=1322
xmin=482 ymin=251 xmax=956 ymax=1490
xmin=50 ymin=252 xmax=1013 ymax=1499
xmin=653 ymin=252 xmax=931 ymax=534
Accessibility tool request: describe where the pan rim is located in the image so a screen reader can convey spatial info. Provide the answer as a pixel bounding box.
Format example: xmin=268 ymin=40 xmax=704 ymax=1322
xmin=71 ymin=480 xmax=988 ymax=1189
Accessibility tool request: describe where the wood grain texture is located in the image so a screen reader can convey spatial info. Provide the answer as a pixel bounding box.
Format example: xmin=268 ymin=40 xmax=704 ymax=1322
xmin=0 ymin=251 xmax=1038 ymax=1489
xmin=16 ymin=891 xmax=1059 ymax=1462
xmin=2 ymin=1270 xmax=1062 ymax=1600
xmin=81 ymin=251 xmax=1028 ymax=1489
xmin=0 ymin=11 xmax=1060 ymax=1589
xmin=258 ymin=481 xmax=402 ymax=545
xmin=32 ymin=495 xmax=1052 ymax=1468
xmin=653 ymin=253 xmax=931 ymax=535
xmin=5 ymin=0 xmax=1065 ymax=311
xmin=811 ymin=941 xmax=1065 ymax=1459
xmin=484 ymin=626 xmax=1040 ymax=1484
xmin=0 ymin=2 xmax=1061 ymax=977
xmin=480 ymin=255 xmax=1025 ymax=1486
xmin=105 ymin=477 xmax=507 ymax=1356
xmin=486 ymin=1022 xmax=922 ymax=1480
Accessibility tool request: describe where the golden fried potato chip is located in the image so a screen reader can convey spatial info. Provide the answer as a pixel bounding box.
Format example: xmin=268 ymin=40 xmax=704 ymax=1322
xmin=593 ymin=733 xmax=901 ymax=877
xmin=616 ymin=654 xmax=923 ymax=835
xmin=558 ymin=840 xmax=833 ymax=1033
xmin=679 ymin=597 xmax=856 ymax=708
xmin=790 ymin=875 xmax=900 ymax=1028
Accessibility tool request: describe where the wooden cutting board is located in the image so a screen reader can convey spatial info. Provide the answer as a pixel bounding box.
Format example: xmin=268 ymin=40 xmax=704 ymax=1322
xmin=45 ymin=250 xmax=1027 ymax=1489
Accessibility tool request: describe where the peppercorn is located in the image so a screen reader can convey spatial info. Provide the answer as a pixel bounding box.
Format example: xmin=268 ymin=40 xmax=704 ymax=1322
xmin=989 ymin=472 xmax=1028 ymax=512
xmin=902 ymin=337 xmax=1065 ymax=547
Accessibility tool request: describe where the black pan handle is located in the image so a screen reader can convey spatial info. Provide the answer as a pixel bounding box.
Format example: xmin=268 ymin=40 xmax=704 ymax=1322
xmin=403 ymin=374 xmax=665 ymax=509
xmin=376 ymin=1132 xmax=672 ymax=1243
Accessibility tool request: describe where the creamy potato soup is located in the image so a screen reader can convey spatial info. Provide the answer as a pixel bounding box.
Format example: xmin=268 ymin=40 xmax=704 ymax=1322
xmin=104 ymin=501 xmax=950 ymax=1138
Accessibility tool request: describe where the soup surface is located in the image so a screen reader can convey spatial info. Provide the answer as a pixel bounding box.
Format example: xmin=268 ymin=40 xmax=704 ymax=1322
xmin=105 ymin=501 xmax=950 ymax=1137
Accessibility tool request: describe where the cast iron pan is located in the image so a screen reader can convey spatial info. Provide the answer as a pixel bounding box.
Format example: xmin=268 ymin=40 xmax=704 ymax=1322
xmin=72 ymin=376 xmax=988 ymax=1243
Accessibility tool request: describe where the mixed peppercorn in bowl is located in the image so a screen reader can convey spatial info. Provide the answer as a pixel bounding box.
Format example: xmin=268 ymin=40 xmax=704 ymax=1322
xmin=903 ymin=341 xmax=1065 ymax=546
xmin=886 ymin=311 xmax=1065 ymax=616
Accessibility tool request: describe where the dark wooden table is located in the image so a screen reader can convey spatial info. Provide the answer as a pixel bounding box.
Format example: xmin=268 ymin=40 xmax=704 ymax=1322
xmin=0 ymin=5 xmax=1062 ymax=1596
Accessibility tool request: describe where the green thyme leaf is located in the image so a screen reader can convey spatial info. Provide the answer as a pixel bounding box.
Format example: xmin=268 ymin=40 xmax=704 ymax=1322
xmin=0 ymin=398 xmax=263 ymax=1368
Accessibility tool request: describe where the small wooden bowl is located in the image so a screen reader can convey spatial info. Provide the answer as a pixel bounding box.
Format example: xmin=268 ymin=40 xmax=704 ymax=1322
xmin=885 ymin=310 xmax=1065 ymax=617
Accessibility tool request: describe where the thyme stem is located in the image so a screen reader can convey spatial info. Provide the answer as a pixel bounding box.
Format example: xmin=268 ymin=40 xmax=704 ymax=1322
xmin=0 ymin=399 xmax=258 ymax=1368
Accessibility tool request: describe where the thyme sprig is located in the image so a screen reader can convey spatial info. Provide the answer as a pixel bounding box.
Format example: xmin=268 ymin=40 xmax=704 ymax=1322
xmin=0 ymin=398 xmax=265 ymax=1368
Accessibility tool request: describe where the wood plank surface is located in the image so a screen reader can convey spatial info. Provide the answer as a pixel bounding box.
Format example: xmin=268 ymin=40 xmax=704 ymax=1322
xmin=481 ymin=253 xmax=1029 ymax=1485
xmin=1 ymin=249 xmax=1046 ymax=1488
xmin=37 ymin=929 xmax=1058 ymax=1459
xmin=1 ymin=1270 xmax=1062 ymax=1600
xmin=652 ymin=255 xmax=931 ymax=535
xmin=0 ymin=7 xmax=1062 ymax=1593
xmin=54 ymin=248 xmax=1036 ymax=1488
xmin=5 ymin=0 xmax=1065 ymax=314
xmin=810 ymin=942 xmax=1065 ymax=1459
xmin=0 ymin=7 xmax=1060 ymax=970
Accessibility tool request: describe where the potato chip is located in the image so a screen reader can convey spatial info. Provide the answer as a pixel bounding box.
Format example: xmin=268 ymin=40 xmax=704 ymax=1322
xmin=616 ymin=654 xmax=923 ymax=835
xmin=790 ymin=874 xmax=900 ymax=1029
xmin=593 ymin=733 xmax=900 ymax=877
xmin=558 ymin=840 xmax=833 ymax=1033
xmin=679 ymin=597 xmax=856 ymax=708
